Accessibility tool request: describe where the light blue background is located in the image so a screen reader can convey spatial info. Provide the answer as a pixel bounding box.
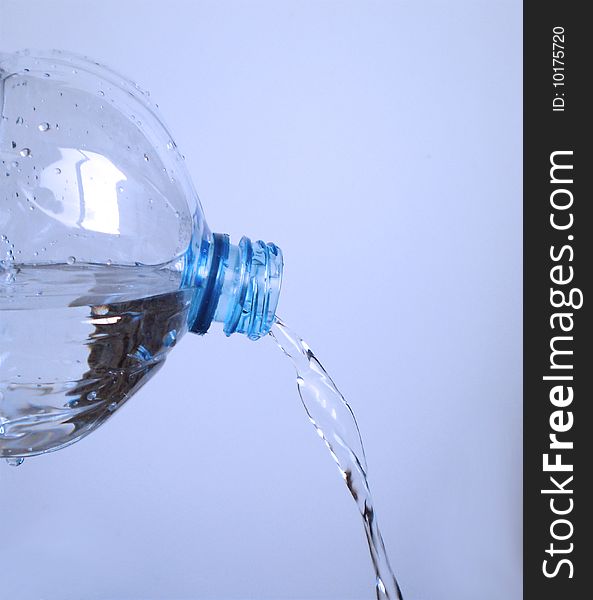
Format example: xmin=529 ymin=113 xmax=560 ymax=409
xmin=0 ymin=1 xmax=522 ymax=599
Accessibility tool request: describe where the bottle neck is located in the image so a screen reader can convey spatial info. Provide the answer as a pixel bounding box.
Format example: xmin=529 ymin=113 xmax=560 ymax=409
xmin=187 ymin=233 xmax=283 ymax=340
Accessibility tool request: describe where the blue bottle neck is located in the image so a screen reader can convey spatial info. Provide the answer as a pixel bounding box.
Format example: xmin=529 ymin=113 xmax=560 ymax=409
xmin=186 ymin=233 xmax=283 ymax=340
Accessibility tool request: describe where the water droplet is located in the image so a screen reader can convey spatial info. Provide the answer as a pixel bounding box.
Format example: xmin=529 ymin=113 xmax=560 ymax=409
xmin=143 ymin=153 xmax=150 ymax=162
xmin=106 ymin=258 xmax=113 ymax=266
xmin=107 ymin=402 xmax=118 ymax=412
xmin=98 ymin=90 xmax=105 ymax=96
xmin=19 ymin=148 xmax=31 ymax=158
xmin=54 ymin=167 xmax=61 ymax=174
xmin=15 ymin=116 xmax=23 ymax=125
xmin=66 ymin=256 xmax=76 ymax=265
xmin=6 ymin=458 xmax=24 ymax=467
xmin=37 ymin=122 xmax=50 ymax=132
xmin=166 ymin=140 xmax=174 ymax=150
xmin=10 ymin=161 xmax=18 ymax=168
xmin=87 ymin=391 xmax=98 ymax=401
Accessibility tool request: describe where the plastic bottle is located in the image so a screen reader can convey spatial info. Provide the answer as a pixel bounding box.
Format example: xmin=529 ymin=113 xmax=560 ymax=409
xmin=0 ymin=50 xmax=283 ymax=459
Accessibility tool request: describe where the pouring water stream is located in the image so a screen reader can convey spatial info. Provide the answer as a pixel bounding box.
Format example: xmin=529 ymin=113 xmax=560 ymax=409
xmin=270 ymin=318 xmax=404 ymax=600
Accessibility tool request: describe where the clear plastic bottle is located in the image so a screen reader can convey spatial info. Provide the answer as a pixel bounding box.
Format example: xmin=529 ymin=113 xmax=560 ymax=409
xmin=0 ymin=50 xmax=283 ymax=459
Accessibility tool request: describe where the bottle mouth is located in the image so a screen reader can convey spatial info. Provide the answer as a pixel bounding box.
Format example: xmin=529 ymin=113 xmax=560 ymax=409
xmin=188 ymin=234 xmax=283 ymax=340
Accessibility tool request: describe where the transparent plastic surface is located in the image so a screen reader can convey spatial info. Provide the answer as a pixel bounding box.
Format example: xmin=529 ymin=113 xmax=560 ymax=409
xmin=0 ymin=50 xmax=282 ymax=458
xmin=0 ymin=49 xmax=203 ymax=267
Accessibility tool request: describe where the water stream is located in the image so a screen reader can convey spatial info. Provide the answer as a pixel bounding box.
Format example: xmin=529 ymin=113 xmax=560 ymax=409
xmin=270 ymin=318 xmax=404 ymax=600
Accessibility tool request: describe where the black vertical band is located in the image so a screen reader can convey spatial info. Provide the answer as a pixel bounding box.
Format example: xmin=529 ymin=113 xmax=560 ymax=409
xmin=524 ymin=2 xmax=591 ymax=598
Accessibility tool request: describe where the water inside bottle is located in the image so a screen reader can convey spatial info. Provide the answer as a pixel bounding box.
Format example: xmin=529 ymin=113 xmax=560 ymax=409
xmin=270 ymin=318 xmax=404 ymax=600
xmin=0 ymin=262 xmax=191 ymax=457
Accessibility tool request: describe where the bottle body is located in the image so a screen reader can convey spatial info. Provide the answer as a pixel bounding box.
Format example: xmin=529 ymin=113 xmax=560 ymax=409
xmin=0 ymin=50 xmax=282 ymax=458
